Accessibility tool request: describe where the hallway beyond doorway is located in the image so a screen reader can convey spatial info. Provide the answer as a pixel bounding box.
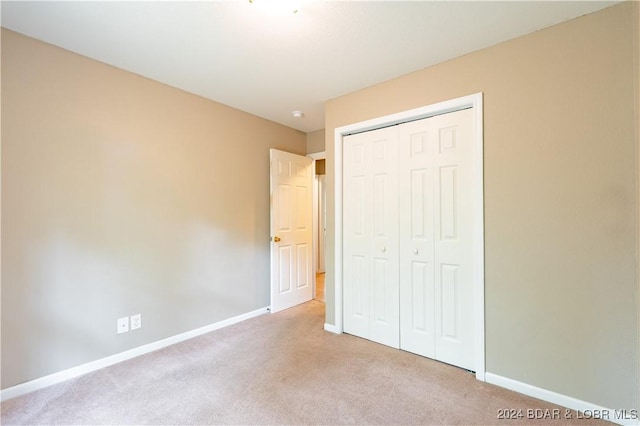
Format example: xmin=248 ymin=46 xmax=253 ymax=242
xmin=315 ymin=273 xmax=325 ymax=303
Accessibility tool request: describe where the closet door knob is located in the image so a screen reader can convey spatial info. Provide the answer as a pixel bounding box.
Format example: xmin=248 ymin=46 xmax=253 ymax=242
xmin=381 ymin=246 xmax=386 ymax=252
xmin=414 ymin=249 xmax=419 ymax=255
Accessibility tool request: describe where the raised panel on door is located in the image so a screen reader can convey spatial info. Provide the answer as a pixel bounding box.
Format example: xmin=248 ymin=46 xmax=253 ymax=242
xmin=278 ymin=245 xmax=292 ymax=293
xmin=432 ymin=109 xmax=475 ymax=370
xmin=294 ymin=184 xmax=311 ymax=292
xmin=343 ymin=127 xmax=399 ymax=348
xmin=276 ymin=170 xmax=294 ymax=298
xmin=296 ymin=243 xmax=309 ymax=290
xmin=399 ymin=121 xmax=436 ymax=357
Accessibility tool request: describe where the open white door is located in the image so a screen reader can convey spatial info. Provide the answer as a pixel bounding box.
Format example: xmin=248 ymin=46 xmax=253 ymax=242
xmin=270 ymin=149 xmax=314 ymax=313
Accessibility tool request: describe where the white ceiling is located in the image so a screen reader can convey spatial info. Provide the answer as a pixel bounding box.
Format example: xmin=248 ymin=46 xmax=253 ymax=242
xmin=1 ymin=1 xmax=619 ymax=133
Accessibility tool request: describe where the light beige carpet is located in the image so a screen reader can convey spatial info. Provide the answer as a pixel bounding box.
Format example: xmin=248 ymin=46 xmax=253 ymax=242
xmin=1 ymin=301 xmax=609 ymax=425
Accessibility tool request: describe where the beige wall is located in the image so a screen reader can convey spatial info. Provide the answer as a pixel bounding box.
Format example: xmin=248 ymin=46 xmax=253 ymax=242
xmin=634 ymin=0 xmax=640 ymax=415
xmin=1 ymin=29 xmax=306 ymax=388
xmin=306 ymin=129 xmax=325 ymax=154
xmin=325 ymin=2 xmax=639 ymax=411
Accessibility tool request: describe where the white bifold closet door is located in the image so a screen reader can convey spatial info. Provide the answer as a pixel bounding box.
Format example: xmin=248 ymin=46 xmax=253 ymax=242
xmin=398 ymin=108 xmax=475 ymax=370
xmin=343 ymin=126 xmax=400 ymax=348
xmin=343 ymin=108 xmax=475 ymax=371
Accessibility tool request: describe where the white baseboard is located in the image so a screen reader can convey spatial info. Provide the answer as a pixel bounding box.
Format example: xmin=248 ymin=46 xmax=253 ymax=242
xmin=324 ymin=322 xmax=341 ymax=334
xmin=486 ymin=372 xmax=639 ymax=426
xmin=1 ymin=306 xmax=269 ymax=402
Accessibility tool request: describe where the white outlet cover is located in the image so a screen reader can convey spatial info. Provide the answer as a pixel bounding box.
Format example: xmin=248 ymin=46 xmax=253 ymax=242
xmin=117 ymin=317 xmax=129 ymax=334
xmin=130 ymin=314 xmax=141 ymax=330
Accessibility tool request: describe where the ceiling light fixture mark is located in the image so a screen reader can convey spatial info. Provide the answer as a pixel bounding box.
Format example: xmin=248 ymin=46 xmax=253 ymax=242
xmin=249 ymin=0 xmax=301 ymax=15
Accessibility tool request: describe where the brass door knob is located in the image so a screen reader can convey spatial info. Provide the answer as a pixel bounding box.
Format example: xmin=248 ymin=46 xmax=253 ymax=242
xmin=273 ymin=236 xmax=281 ymax=242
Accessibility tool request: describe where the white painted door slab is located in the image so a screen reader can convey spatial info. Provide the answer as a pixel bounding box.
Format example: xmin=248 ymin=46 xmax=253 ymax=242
xmin=343 ymin=127 xmax=399 ymax=348
xmin=399 ymin=109 xmax=475 ymax=370
xmin=398 ymin=119 xmax=436 ymax=359
xmin=270 ymin=149 xmax=313 ymax=313
xmin=431 ymin=109 xmax=475 ymax=370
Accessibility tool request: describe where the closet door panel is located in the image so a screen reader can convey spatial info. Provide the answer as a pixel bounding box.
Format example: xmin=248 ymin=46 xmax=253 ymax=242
xmin=370 ymin=132 xmax=399 ymax=347
xmin=343 ymin=127 xmax=399 ymax=348
xmin=343 ymin=135 xmax=371 ymax=339
xmin=399 ymin=122 xmax=435 ymax=357
xmin=432 ymin=109 xmax=475 ymax=371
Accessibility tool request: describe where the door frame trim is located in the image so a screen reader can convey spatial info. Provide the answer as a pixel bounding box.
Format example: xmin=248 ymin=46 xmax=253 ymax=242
xmin=333 ymin=93 xmax=485 ymax=381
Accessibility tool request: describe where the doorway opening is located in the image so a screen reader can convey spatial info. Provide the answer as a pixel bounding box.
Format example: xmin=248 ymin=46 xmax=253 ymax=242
xmin=308 ymin=151 xmax=326 ymax=303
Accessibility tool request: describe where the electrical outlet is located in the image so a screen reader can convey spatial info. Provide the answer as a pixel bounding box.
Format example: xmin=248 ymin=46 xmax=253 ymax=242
xmin=130 ymin=314 xmax=142 ymax=330
xmin=117 ymin=317 xmax=129 ymax=334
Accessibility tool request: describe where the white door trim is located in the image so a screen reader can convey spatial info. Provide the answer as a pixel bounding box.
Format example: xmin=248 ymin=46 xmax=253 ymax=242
xmin=333 ymin=93 xmax=485 ymax=381
xmin=307 ymin=151 xmax=326 ymax=160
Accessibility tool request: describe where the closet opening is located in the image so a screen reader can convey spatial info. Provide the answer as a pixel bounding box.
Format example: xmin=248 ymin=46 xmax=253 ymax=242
xmin=331 ymin=93 xmax=485 ymax=381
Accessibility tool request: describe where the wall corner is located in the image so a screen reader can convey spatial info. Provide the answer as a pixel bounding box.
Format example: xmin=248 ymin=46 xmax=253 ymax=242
xmin=634 ymin=0 xmax=640 ymax=416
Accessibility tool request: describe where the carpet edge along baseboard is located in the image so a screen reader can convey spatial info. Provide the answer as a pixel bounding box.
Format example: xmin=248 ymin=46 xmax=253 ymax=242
xmin=0 ymin=307 xmax=270 ymax=402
